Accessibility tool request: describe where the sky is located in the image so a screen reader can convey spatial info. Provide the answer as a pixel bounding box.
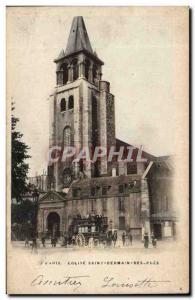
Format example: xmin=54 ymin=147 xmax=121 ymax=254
xmin=7 ymin=6 xmax=188 ymax=176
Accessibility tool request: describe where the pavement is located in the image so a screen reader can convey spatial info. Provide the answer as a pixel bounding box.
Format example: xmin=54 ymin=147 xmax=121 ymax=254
xmin=11 ymin=238 xmax=177 ymax=254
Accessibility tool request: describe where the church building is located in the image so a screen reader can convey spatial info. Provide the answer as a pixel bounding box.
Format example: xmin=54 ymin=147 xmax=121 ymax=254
xmin=37 ymin=16 xmax=176 ymax=240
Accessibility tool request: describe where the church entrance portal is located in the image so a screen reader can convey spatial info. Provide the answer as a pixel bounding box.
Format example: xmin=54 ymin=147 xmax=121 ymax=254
xmin=47 ymin=212 xmax=60 ymax=237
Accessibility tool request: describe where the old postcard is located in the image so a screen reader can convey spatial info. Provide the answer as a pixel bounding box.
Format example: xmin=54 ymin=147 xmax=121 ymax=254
xmin=6 ymin=6 xmax=189 ymax=294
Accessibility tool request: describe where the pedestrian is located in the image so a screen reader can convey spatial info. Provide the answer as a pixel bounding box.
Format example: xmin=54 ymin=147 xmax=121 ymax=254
xmin=144 ymin=233 xmax=149 ymax=249
xmin=25 ymin=237 xmax=29 ymax=248
xmin=41 ymin=236 xmax=46 ymax=248
xmin=129 ymin=232 xmax=133 ymax=246
xmin=63 ymin=234 xmax=68 ymax=247
xmin=31 ymin=237 xmax=37 ymax=253
xmin=54 ymin=237 xmax=57 ymax=247
xmin=152 ymin=236 xmax=157 ymax=248
xmin=107 ymin=231 xmax=112 ymax=247
xmin=72 ymin=235 xmax=76 ymax=246
xmin=51 ymin=237 xmax=54 ymax=247
xmin=112 ymin=230 xmax=117 ymax=247
xmin=88 ymin=236 xmax=94 ymax=248
xmin=122 ymin=232 xmax=126 ymax=247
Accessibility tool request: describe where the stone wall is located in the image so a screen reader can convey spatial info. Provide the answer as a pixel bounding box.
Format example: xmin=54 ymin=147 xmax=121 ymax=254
xmin=48 ymin=75 xmax=118 ymax=191
xmin=64 ymin=193 xmax=142 ymax=236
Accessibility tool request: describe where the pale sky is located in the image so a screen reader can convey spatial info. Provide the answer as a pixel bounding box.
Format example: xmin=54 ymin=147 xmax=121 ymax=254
xmin=7 ymin=7 xmax=188 ymax=176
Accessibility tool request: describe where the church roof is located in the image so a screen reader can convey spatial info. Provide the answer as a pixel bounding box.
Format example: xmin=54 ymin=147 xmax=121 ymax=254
xmin=116 ymin=138 xmax=156 ymax=161
xmin=54 ymin=16 xmax=104 ymax=64
xmin=64 ymin=16 xmax=93 ymax=57
xmin=66 ymin=174 xmax=141 ymax=200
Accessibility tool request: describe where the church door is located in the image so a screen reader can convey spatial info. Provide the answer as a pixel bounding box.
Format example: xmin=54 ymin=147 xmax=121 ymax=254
xmin=47 ymin=212 xmax=60 ymax=237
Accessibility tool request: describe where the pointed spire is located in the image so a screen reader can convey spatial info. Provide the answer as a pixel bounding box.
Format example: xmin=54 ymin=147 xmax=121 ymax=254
xmin=54 ymin=16 xmax=104 ymax=65
xmin=64 ymin=16 xmax=93 ymax=57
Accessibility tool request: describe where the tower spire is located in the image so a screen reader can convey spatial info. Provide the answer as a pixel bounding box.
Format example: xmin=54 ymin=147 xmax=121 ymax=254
xmin=65 ymin=16 xmax=93 ymax=57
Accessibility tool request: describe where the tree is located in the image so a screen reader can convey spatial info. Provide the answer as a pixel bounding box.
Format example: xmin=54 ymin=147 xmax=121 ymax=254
xmin=11 ymin=103 xmax=31 ymax=202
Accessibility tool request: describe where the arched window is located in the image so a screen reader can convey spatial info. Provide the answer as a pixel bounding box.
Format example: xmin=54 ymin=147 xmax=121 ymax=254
xmin=63 ymin=126 xmax=71 ymax=146
xmin=72 ymin=59 xmax=78 ymax=81
xmin=61 ymin=63 xmax=68 ymax=85
xmin=68 ymin=95 xmax=74 ymax=110
xmin=85 ymin=59 xmax=90 ymax=80
xmin=60 ymin=98 xmax=66 ymax=112
xmin=56 ymin=71 xmax=61 ymax=85
xmin=92 ymin=65 xmax=98 ymax=83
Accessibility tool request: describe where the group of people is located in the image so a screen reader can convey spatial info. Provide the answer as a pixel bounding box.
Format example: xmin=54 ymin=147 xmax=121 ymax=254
xmin=24 ymin=237 xmax=38 ymax=252
xmin=122 ymin=232 xmax=133 ymax=246
xmin=143 ymin=233 xmax=157 ymax=248
xmin=24 ymin=235 xmax=58 ymax=250
xmin=24 ymin=231 xmax=157 ymax=250
xmin=121 ymin=232 xmax=157 ymax=249
xmin=51 ymin=236 xmax=58 ymax=247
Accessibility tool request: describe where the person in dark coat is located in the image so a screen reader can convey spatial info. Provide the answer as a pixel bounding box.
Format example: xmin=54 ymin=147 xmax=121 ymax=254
xmin=122 ymin=232 xmax=126 ymax=247
xmin=63 ymin=234 xmax=68 ymax=247
xmin=51 ymin=237 xmax=55 ymax=247
xmin=112 ymin=231 xmax=118 ymax=247
xmin=144 ymin=233 xmax=149 ymax=248
xmin=129 ymin=232 xmax=133 ymax=246
xmin=107 ymin=231 xmax=112 ymax=247
xmin=31 ymin=237 xmax=37 ymax=253
xmin=41 ymin=236 xmax=46 ymax=248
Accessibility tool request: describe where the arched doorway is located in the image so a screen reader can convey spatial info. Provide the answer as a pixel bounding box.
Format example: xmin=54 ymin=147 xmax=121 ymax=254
xmin=47 ymin=212 xmax=60 ymax=237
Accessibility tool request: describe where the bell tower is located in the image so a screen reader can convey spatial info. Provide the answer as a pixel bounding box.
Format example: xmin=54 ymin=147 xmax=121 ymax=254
xmin=48 ymin=16 xmax=116 ymax=192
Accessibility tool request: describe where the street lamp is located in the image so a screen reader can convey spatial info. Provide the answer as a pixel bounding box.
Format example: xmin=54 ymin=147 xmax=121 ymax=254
xmin=32 ymin=188 xmax=40 ymax=237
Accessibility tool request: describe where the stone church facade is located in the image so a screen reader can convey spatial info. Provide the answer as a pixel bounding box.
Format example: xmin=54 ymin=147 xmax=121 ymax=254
xmin=37 ymin=16 xmax=176 ymax=240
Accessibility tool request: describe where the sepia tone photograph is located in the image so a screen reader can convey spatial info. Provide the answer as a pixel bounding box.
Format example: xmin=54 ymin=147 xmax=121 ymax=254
xmin=6 ymin=6 xmax=189 ymax=294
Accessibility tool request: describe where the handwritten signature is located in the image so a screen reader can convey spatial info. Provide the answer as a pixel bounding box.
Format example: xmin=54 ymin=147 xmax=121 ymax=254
xmin=30 ymin=275 xmax=171 ymax=291
xmin=101 ymin=276 xmax=171 ymax=288
xmin=31 ymin=274 xmax=89 ymax=291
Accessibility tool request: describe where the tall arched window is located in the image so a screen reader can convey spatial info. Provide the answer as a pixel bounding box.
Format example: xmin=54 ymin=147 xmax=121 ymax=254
xmin=72 ymin=59 xmax=78 ymax=81
xmin=68 ymin=95 xmax=74 ymax=110
xmin=56 ymin=71 xmax=61 ymax=85
xmin=60 ymin=98 xmax=66 ymax=112
xmin=85 ymin=59 xmax=90 ymax=80
xmin=63 ymin=126 xmax=71 ymax=146
xmin=61 ymin=63 xmax=68 ymax=85
xmin=92 ymin=65 xmax=98 ymax=83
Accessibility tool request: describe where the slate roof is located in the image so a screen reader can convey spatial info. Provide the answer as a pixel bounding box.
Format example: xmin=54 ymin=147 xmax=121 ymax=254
xmin=116 ymin=138 xmax=156 ymax=162
xmin=65 ymin=16 xmax=93 ymax=57
xmin=54 ymin=16 xmax=103 ymax=64
xmin=67 ymin=174 xmax=141 ymax=200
